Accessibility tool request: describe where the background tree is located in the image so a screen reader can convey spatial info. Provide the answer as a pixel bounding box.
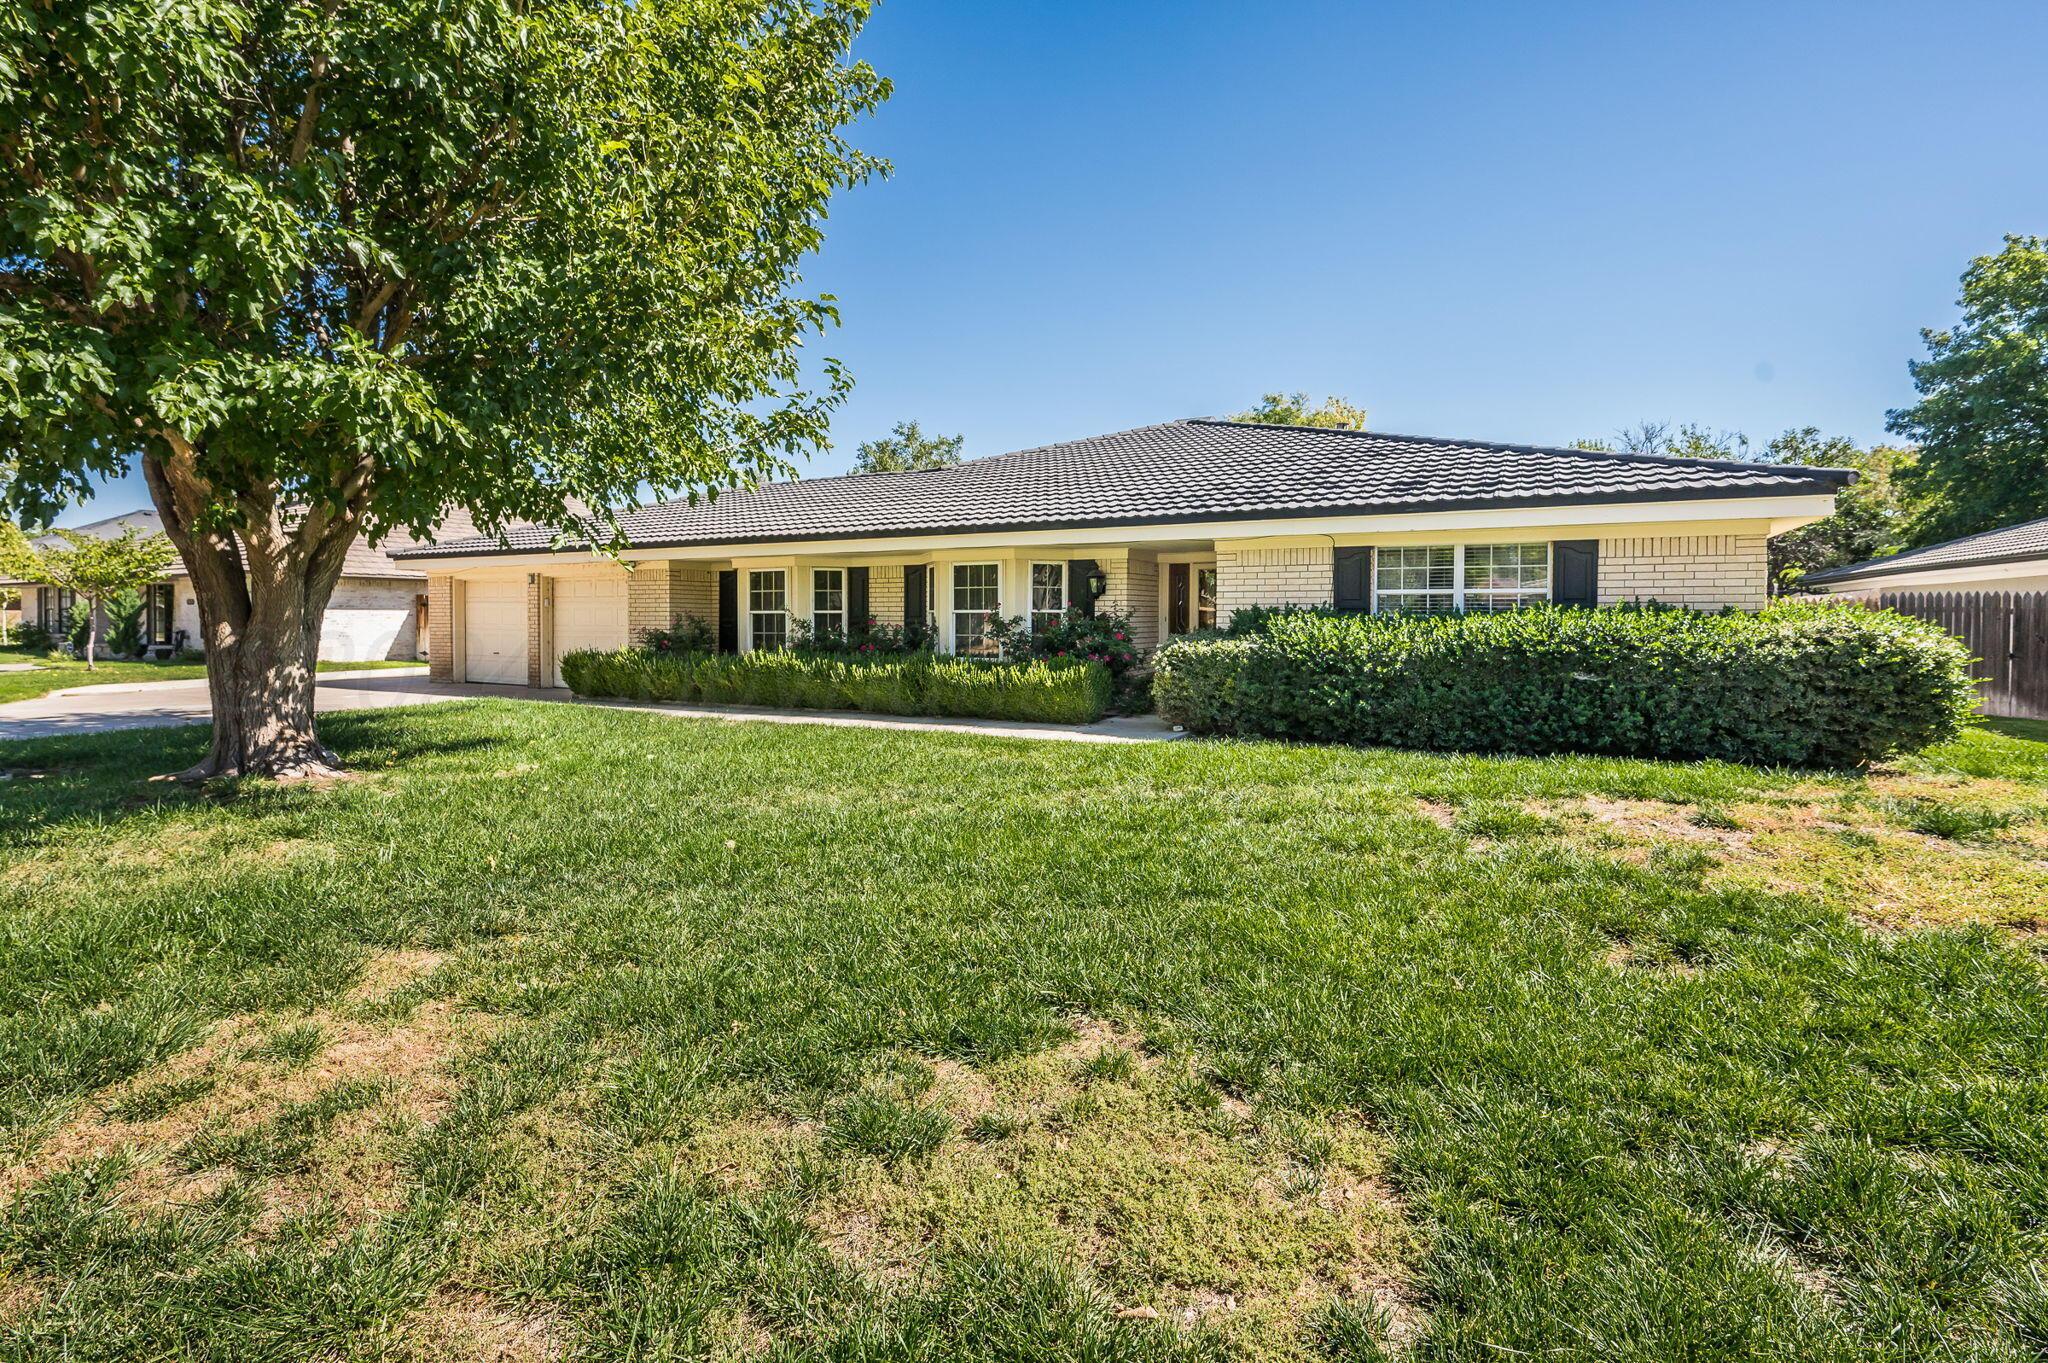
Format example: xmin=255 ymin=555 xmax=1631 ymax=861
xmin=1889 ymin=235 xmax=2048 ymax=545
xmin=0 ymin=0 xmax=885 ymax=778
xmin=1233 ymin=393 xmax=1370 ymax=430
xmin=0 ymin=527 xmax=176 ymax=668
xmin=853 ymin=420 xmax=965 ymax=473
xmin=1575 ymin=421 xmax=1752 ymax=459
xmin=1758 ymin=429 xmax=1917 ymax=587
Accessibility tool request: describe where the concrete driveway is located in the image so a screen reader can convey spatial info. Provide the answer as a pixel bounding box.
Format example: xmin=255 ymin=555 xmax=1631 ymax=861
xmin=0 ymin=668 xmax=507 ymax=741
xmin=0 ymin=669 xmax=1179 ymax=744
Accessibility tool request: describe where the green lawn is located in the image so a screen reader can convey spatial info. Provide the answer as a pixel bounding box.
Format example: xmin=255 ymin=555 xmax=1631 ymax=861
xmin=1 ymin=705 xmax=2045 ymax=1361
xmin=0 ymin=648 xmax=424 ymax=703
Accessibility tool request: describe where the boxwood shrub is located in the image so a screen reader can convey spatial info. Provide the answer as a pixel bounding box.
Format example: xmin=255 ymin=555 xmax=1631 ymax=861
xmin=1153 ymin=601 xmax=1977 ymax=767
xmin=559 ymin=648 xmax=1113 ymax=725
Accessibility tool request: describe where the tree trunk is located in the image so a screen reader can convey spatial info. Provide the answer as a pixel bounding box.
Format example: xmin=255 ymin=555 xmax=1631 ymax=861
xmin=142 ymin=444 xmax=361 ymax=781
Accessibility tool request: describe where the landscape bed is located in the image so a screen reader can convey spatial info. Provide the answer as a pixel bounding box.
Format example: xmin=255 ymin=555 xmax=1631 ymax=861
xmin=0 ymin=704 xmax=2045 ymax=1361
xmin=560 ymin=645 xmax=1114 ymax=724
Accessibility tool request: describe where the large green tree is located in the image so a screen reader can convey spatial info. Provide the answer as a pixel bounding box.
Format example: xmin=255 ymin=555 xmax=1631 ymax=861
xmin=0 ymin=0 xmax=885 ymax=777
xmin=1233 ymin=392 xmax=1370 ymax=430
xmin=852 ymin=419 xmax=964 ymax=473
xmin=1889 ymin=235 xmax=2048 ymax=545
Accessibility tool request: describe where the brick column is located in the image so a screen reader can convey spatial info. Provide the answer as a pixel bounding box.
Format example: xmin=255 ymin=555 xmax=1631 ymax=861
xmin=427 ymin=576 xmax=455 ymax=681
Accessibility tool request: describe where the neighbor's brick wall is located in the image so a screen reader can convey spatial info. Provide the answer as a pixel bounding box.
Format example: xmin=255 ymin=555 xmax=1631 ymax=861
xmin=1216 ymin=544 xmax=1334 ymax=620
xmin=1599 ymin=534 xmax=1768 ymax=611
xmin=870 ymin=564 xmax=905 ymax=626
xmin=427 ymin=576 xmax=454 ymax=681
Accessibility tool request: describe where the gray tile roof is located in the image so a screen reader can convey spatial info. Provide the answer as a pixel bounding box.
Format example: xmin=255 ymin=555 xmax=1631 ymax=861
xmin=395 ymin=418 xmax=1855 ymax=560
xmin=1804 ymin=514 xmax=2048 ymax=585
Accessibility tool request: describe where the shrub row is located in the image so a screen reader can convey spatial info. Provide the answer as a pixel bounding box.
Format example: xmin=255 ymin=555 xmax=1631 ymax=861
xmin=1153 ymin=601 xmax=1977 ymax=768
xmin=559 ymin=647 xmax=1114 ymax=725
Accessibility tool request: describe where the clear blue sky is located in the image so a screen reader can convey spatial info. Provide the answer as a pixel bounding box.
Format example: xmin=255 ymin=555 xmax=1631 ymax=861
xmin=71 ymin=0 xmax=2048 ymax=517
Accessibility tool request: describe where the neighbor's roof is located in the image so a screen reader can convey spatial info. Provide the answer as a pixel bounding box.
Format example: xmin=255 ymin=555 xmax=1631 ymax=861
xmin=395 ymin=418 xmax=1854 ymax=560
xmin=15 ymin=509 xmax=482 ymax=582
xmin=1803 ymin=514 xmax=2048 ymax=586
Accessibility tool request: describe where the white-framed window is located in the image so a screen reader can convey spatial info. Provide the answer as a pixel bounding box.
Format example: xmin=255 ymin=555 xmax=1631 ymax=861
xmin=1195 ymin=565 xmax=1218 ymax=631
xmin=1374 ymin=544 xmax=1549 ymax=614
xmin=951 ymin=562 xmax=1000 ymax=656
xmin=749 ymin=569 xmax=789 ymax=651
xmin=146 ymin=583 xmax=174 ymax=646
xmin=812 ymin=568 xmax=845 ymax=640
xmin=1029 ymin=562 xmax=1065 ymax=634
xmin=1462 ymin=543 xmax=1551 ymax=612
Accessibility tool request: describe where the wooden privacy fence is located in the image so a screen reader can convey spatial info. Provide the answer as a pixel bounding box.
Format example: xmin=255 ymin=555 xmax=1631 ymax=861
xmin=1873 ymin=591 xmax=2048 ymax=721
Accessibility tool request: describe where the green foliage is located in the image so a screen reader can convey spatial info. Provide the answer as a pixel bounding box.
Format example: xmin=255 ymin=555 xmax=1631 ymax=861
xmin=1889 ymin=235 xmax=2048 ymax=544
xmin=102 ymin=587 xmax=145 ymax=658
xmin=1153 ymin=602 xmax=1977 ymax=767
xmin=1763 ymin=430 xmax=1918 ymax=585
xmin=1232 ymin=392 xmax=1369 ymax=430
xmin=641 ymin=615 xmax=716 ymax=655
xmin=852 ymin=419 xmax=966 ymax=473
xmin=560 ymin=647 xmax=1113 ymax=724
xmin=0 ymin=0 xmax=888 ymax=540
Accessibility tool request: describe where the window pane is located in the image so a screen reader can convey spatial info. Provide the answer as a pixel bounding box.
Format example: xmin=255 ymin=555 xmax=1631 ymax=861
xmin=813 ymin=569 xmax=843 ymax=614
xmin=1464 ymin=543 xmax=1549 ymax=611
xmin=1030 ymin=563 xmax=1064 ymax=633
xmin=749 ymin=570 xmax=786 ymax=612
xmin=1196 ymin=567 xmax=1218 ymax=630
xmin=1376 ymin=546 xmax=1455 ymax=614
xmin=954 ymin=563 xmax=999 ymax=611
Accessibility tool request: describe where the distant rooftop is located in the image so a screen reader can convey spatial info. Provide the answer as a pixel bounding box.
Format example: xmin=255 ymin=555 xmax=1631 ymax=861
xmin=1804 ymin=514 xmax=2048 ymax=586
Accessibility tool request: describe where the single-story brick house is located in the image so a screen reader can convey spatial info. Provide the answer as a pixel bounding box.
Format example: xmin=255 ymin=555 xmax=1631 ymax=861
xmin=5 ymin=510 xmax=443 ymax=662
xmin=394 ymin=419 xmax=1853 ymax=689
xmin=1803 ymin=515 xmax=2048 ymax=596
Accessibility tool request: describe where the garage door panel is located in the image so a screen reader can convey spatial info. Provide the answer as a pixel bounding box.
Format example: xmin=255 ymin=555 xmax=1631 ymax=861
xmin=551 ymin=577 xmax=628 ymax=687
xmin=465 ymin=581 xmax=528 ymax=686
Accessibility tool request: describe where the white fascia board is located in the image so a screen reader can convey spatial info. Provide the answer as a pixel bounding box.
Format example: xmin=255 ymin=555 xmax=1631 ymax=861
xmin=1812 ymin=558 xmax=2048 ymax=592
xmin=408 ymin=495 xmax=1840 ymax=573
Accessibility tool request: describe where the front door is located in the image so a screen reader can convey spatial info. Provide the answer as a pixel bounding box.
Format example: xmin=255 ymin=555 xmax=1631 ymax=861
xmin=1165 ymin=562 xmax=1218 ymax=636
xmin=717 ymin=570 xmax=739 ymax=653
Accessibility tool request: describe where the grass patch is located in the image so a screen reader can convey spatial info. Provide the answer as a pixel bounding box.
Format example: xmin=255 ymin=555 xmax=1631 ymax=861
xmin=0 ymin=702 xmax=2045 ymax=1359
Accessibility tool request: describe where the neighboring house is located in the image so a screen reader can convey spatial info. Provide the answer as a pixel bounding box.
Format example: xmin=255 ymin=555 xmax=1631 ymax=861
xmin=395 ymin=419 xmax=1851 ymax=690
xmin=1801 ymin=515 xmax=2048 ymax=596
xmin=4 ymin=510 xmax=451 ymax=662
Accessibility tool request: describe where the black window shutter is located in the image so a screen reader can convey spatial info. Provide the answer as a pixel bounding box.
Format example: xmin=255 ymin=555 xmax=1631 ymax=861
xmin=716 ymin=570 xmax=739 ymax=653
xmin=1552 ymin=540 xmax=1598 ymax=609
xmin=903 ymin=564 xmax=927 ymax=629
xmin=1066 ymin=559 xmax=1099 ymax=617
xmin=846 ymin=566 xmax=870 ymax=629
xmin=1333 ymin=546 xmax=1371 ymax=612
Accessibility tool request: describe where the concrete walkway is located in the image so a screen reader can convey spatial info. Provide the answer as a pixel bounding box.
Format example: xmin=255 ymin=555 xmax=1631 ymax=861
xmin=0 ymin=669 xmax=1182 ymax=745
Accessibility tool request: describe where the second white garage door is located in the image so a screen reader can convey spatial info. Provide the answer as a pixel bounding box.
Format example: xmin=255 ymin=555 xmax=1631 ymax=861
xmin=464 ymin=580 xmax=529 ymax=685
xmin=551 ymin=577 xmax=629 ymax=687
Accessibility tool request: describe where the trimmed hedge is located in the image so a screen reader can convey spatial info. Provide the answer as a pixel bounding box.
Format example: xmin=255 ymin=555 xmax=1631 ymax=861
xmin=1153 ymin=601 xmax=1977 ymax=767
xmin=559 ymin=648 xmax=1113 ymax=725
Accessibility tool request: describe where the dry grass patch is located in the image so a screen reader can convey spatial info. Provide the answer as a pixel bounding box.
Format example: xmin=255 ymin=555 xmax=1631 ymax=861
xmin=1 ymin=988 xmax=493 ymax=1239
xmin=713 ymin=1017 xmax=1424 ymax=1362
xmin=1531 ymin=787 xmax=2048 ymax=935
xmin=398 ymin=1286 xmax=569 ymax=1363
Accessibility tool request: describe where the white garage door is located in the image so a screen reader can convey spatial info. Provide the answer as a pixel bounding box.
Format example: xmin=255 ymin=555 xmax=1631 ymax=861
xmin=551 ymin=577 xmax=629 ymax=687
xmin=464 ymin=580 xmax=529 ymax=685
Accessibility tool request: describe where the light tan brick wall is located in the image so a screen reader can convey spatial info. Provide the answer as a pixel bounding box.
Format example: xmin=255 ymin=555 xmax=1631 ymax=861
xmin=1599 ymin=534 xmax=1768 ymax=611
xmin=626 ymin=563 xmax=677 ymax=642
xmin=868 ymin=565 xmax=905 ymax=627
xmin=1216 ymin=544 xmax=1334 ymax=620
xmin=427 ymin=576 xmax=455 ymax=681
xmin=1096 ymin=549 xmax=1161 ymax=652
xmin=675 ymin=567 xmax=717 ymax=637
